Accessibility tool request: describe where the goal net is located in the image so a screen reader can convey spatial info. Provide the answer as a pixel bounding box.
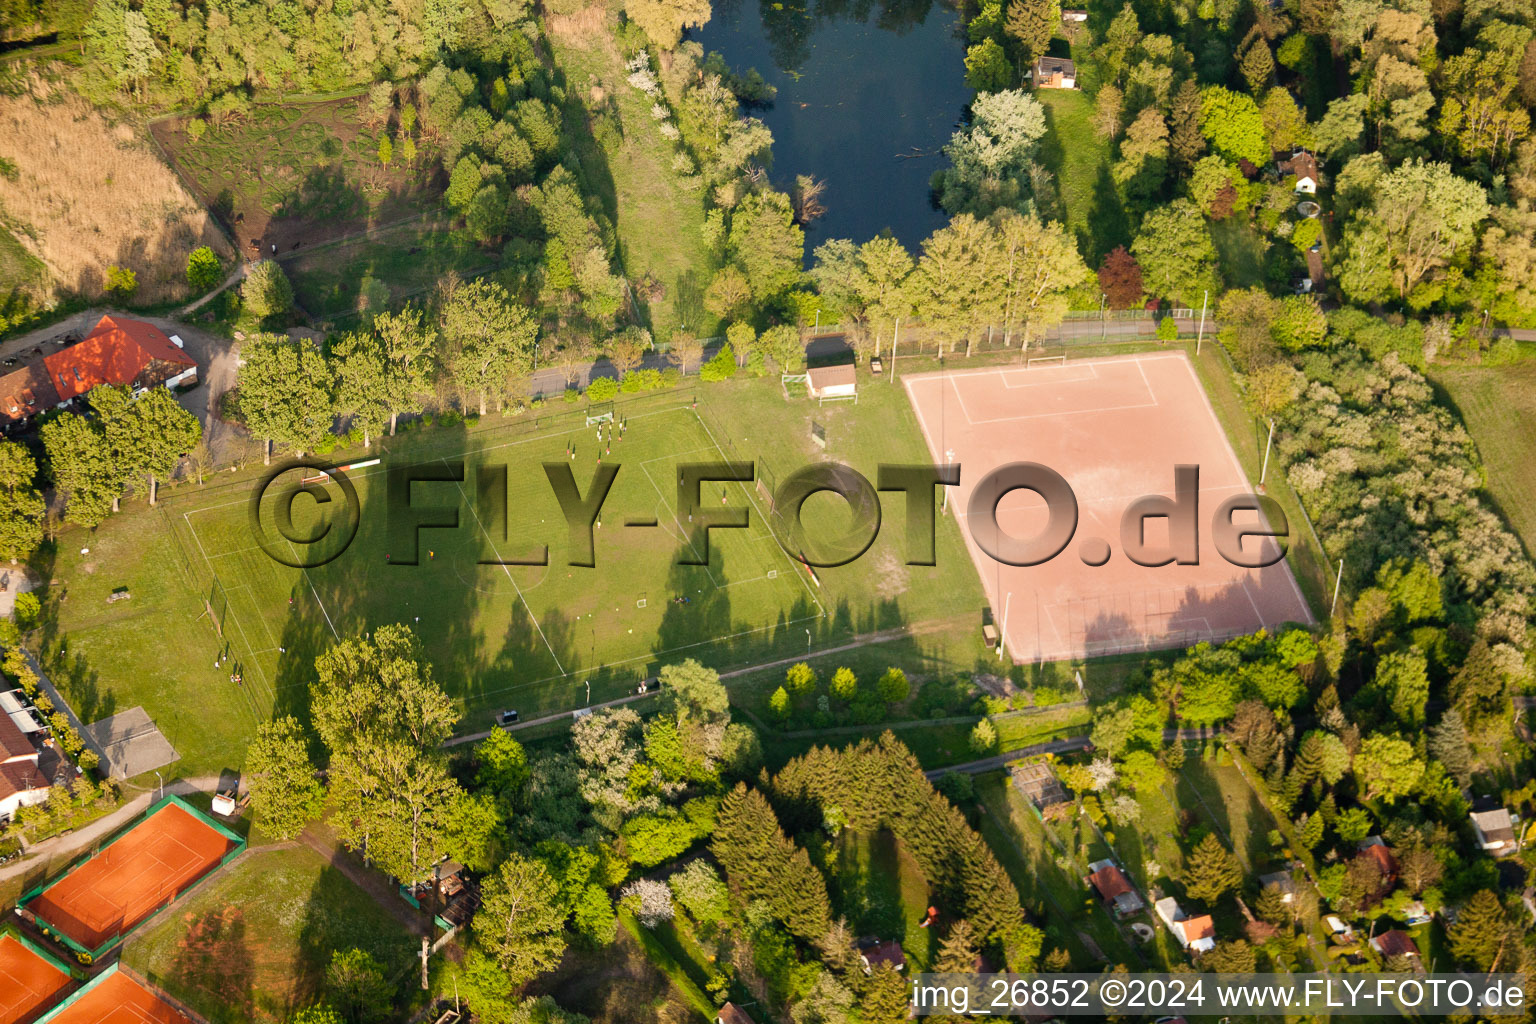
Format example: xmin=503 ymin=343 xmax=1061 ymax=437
xmin=585 ymin=402 xmax=615 ymax=426
xmin=1027 ymin=355 xmax=1067 ymax=369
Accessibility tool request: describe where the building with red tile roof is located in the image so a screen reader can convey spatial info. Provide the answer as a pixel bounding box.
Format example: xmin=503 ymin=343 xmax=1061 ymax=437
xmin=43 ymin=316 xmax=196 ymax=404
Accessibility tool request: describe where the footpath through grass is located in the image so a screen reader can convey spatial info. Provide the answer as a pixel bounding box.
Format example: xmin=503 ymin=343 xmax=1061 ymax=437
xmin=120 ymin=844 xmax=418 ymax=1024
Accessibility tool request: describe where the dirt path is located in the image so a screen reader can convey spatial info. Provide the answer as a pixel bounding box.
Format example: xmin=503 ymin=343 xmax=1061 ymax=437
xmin=296 ymin=824 xmax=428 ymax=937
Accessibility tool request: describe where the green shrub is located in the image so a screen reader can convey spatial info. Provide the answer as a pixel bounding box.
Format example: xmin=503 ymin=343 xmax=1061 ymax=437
xmin=563 ymin=388 xmax=581 ymax=403
xmin=699 ymin=344 xmax=738 ymax=382
xmin=1156 ymin=316 xmax=1178 ymax=341
xmin=586 ymin=376 xmax=620 ymax=401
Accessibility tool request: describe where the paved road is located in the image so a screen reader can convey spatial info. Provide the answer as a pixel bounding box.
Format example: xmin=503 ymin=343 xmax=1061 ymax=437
xmin=0 ymin=775 xmax=222 ymax=885
xmin=925 ymin=725 xmax=1221 ymax=779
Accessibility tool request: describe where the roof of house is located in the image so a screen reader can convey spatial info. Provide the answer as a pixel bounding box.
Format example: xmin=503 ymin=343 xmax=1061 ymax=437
xmin=1088 ymin=864 xmax=1134 ymax=903
xmin=44 ymin=315 xmax=195 ymax=403
xmin=1372 ymin=929 xmax=1420 ymax=958
xmin=1181 ymin=914 xmax=1215 ymax=943
xmin=0 ymin=361 xmax=61 ymax=423
xmin=0 ymin=758 xmax=49 ymax=803
xmin=0 ymin=707 xmax=33 ymax=761
xmin=1283 ymin=149 xmax=1319 ymax=182
xmin=1259 ymin=870 xmax=1296 ymax=891
xmin=807 ymin=363 xmax=857 ymax=390
xmin=1359 ymin=839 xmax=1398 ymax=878
xmin=1471 ymin=807 xmax=1514 ymax=837
xmin=716 ymin=1003 xmax=754 ymax=1024
xmin=1036 ymin=56 xmax=1076 ymax=75
xmin=861 ymin=939 xmax=907 ymax=970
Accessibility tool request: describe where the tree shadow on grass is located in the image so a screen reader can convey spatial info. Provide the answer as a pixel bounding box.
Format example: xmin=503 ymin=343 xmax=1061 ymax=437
xmin=1083 ymin=162 xmax=1132 ymax=266
xmin=162 ymin=906 xmax=256 ymax=1024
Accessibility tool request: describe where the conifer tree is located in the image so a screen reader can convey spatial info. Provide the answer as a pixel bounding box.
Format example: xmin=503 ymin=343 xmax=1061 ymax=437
xmin=1448 ymin=890 xmax=1512 ymax=972
xmin=1183 ymin=832 xmax=1242 ymax=904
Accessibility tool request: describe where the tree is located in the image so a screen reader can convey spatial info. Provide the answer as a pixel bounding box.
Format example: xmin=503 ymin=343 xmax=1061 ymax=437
xmin=608 ymin=328 xmax=648 ymax=379
xmin=1131 ymin=198 xmax=1220 ymax=307
xmin=1090 ymin=703 xmax=1136 ymax=758
xmin=236 ymin=336 xmax=334 ymax=461
xmin=1338 ymin=160 xmax=1489 ymax=304
xmin=1113 ymin=107 xmax=1169 ymax=200
xmin=1093 ymin=84 xmax=1124 ymax=139
xmin=330 ymin=331 xmax=389 ymax=449
xmin=371 ymin=304 xmax=437 ymax=435
xmin=242 ymin=260 xmax=294 ymax=320
xmin=1375 ymin=648 xmax=1429 ymax=728
xmin=970 ymin=718 xmax=998 ymax=754
xmin=1353 ymin=734 xmax=1424 ymax=803
xmin=990 ymin=209 xmax=1090 ymax=347
xmin=877 ymin=667 xmax=909 ymax=704
xmin=443 ymin=279 xmax=538 ymax=415
xmin=474 ymin=853 xmax=567 ymax=984
xmin=326 ymin=949 xmax=392 ymax=1024
xmin=40 ymin=411 xmax=119 ymax=526
xmin=185 ymin=246 xmax=222 ymax=292
xmin=244 ymin=715 xmax=323 ymax=840
xmin=786 ymin=661 xmax=816 ymax=696
xmin=1428 ymin=710 xmax=1473 ymax=787
xmin=769 ymin=686 xmax=791 ymax=721
xmin=911 ymin=214 xmax=995 ymax=353
xmin=625 ymin=0 xmax=711 ymax=48
xmin=938 ymin=89 xmax=1047 ymax=216
xmin=1097 ymin=246 xmax=1143 ymax=308
xmin=964 ymin=39 xmax=1012 ymax=92
xmin=105 ymin=265 xmax=137 ymax=302
xmin=1447 ymin=890 xmax=1512 ymax=972
xmin=1199 ymin=86 xmax=1269 ymax=167
xmin=0 ymin=441 xmax=45 ymax=561
xmin=727 ymin=190 xmax=804 ymax=303
xmin=1168 ymin=80 xmax=1206 ymax=172
xmin=1183 ymin=832 xmax=1242 ymax=904
xmin=1260 ymin=88 xmax=1311 ymax=153
xmin=476 ymin=729 xmax=530 ymax=808
xmin=130 ymin=388 xmax=201 ymax=505
xmin=670 ymin=333 xmax=705 ymax=375
xmin=1294 ymin=730 xmax=1350 ymax=786
xmin=1003 ymin=0 xmax=1058 ymax=66
xmin=830 ymin=667 xmax=857 ymax=700
xmin=291 ymin=1006 xmax=344 ymax=1024
xmin=1239 ymin=38 xmax=1274 ymax=94
xmin=703 ymin=266 xmax=751 ymax=321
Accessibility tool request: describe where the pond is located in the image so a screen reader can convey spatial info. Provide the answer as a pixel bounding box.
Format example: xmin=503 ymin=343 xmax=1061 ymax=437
xmin=692 ymin=0 xmax=971 ymax=258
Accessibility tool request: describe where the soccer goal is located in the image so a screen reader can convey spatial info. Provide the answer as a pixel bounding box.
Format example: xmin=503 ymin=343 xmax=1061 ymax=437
xmin=585 ymin=403 xmax=615 ymax=426
xmin=1027 ymin=355 xmax=1067 ymax=369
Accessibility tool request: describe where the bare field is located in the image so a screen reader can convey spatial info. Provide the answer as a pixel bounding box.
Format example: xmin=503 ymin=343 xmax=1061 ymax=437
xmin=0 ymin=74 xmax=232 ymax=304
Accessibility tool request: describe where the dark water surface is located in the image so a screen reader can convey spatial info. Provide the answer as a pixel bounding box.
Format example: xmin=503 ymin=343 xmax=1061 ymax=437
xmin=692 ymin=0 xmax=971 ymax=256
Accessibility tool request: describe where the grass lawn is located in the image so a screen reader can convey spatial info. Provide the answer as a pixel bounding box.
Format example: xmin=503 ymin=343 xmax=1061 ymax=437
xmin=527 ymin=920 xmax=705 ymax=1024
xmin=0 ymin=220 xmax=48 ymax=302
xmin=1209 ymin=218 xmax=1272 ymax=291
xmin=284 ymin=218 xmax=497 ymax=322
xmin=153 ymin=96 xmax=439 ymax=250
xmin=1431 ymin=351 xmax=1536 ymax=554
xmin=973 ymin=772 xmax=1140 ymax=968
xmin=830 ymin=830 xmax=935 ymax=970
xmin=1035 ymin=89 xmax=1124 ymax=262
xmin=120 ymin=845 xmax=418 ymax=1024
xmin=551 ymin=29 xmax=711 ymax=338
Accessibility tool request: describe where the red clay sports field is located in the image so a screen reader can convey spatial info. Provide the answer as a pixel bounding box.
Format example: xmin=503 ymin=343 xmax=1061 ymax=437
xmin=33 ymin=966 xmax=191 ymax=1024
xmin=0 ymin=931 xmax=73 ymax=1024
xmin=23 ymin=799 xmax=238 ymax=954
xmin=903 ymin=352 xmax=1312 ymax=663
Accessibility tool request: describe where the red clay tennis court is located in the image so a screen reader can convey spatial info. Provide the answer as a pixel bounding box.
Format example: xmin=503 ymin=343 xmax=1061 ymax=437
xmin=0 ymin=932 xmax=73 ymax=1024
xmin=37 ymin=968 xmax=190 ymax=1024
xmin=904 ymin=352 xmax=1313 ymax=663
xmin=26 ymin=801 xmax=236 ymax=953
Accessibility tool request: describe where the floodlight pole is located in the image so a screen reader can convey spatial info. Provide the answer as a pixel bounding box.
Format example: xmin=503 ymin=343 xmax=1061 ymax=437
xmin=1259 ymin=419 xmax=1275 ymax=485
xmin=889 ymin=319 xmax=900 ymax=382
xmin=1330 ymin=559 xmax=1344 ymax=619
xmin=805 ymin=628 xmax=811 ymax=652
xmin=942 ymin=449 xmax=955 ymax=512
xmin=997 ymin=592 xmax=1013 ymax=662
xmin=1195 ymin=290 xmax=1208 ymax=355
xmin=1099 ymin=293 xmax=1107 ymax=341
